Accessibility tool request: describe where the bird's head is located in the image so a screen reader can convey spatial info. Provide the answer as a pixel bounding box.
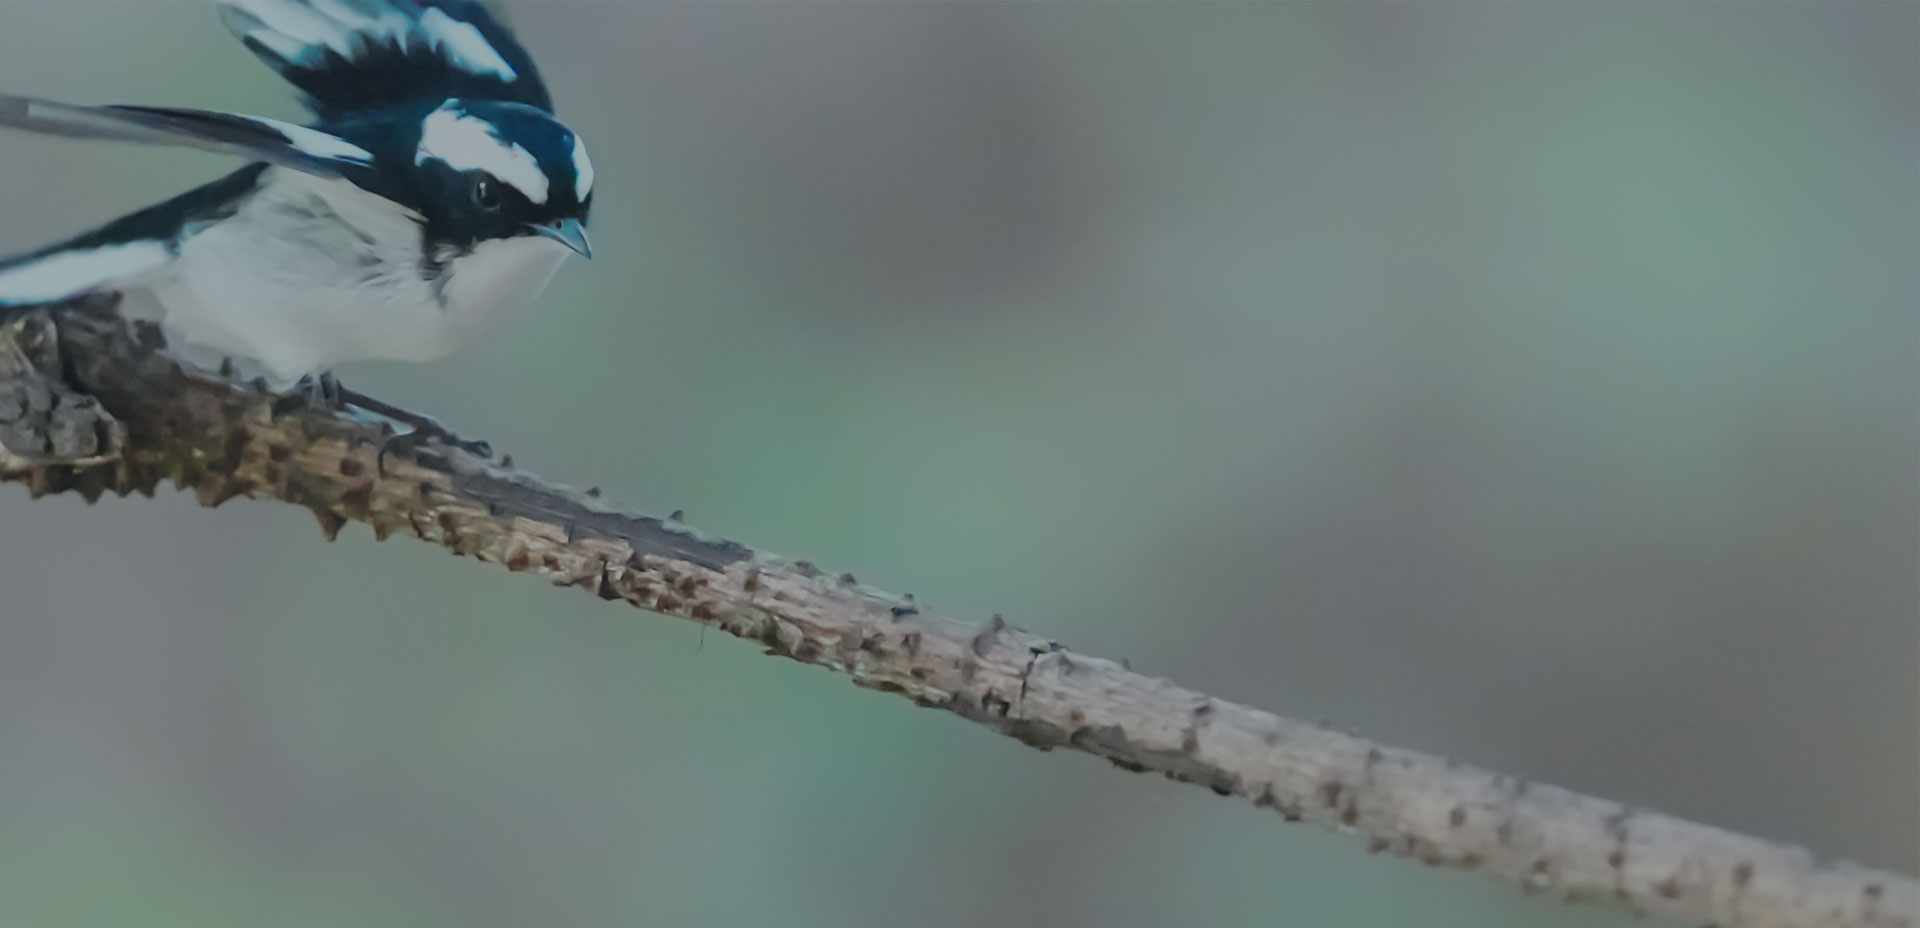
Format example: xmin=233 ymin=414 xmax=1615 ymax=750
xmin=409 ymin=99 xmax=593 ymax=258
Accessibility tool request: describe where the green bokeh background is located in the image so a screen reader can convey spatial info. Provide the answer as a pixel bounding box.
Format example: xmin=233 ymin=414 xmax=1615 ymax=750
xmin=1 ymin=2 xmax=1913 ymax=925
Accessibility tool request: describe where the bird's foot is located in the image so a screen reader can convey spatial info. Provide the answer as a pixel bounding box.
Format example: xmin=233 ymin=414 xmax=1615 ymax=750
xmin=335 ymin=387 xmax=494 ymax=474
xmin=373 ymin=419 xmax=495 ymax=475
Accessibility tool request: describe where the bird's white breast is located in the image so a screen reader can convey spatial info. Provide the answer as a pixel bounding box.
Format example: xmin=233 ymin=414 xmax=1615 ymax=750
xmin=436 ymin=235 xmax=571 ymax=346
xmin=144 ymin=168 xmax=571 ymax=383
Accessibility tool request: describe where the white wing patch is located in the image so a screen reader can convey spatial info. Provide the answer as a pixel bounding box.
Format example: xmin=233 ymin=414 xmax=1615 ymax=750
xmin=274 ymin=121 xmax=373 ymax=164
xmin=0 ymin=241 xmax=172 ymax=303
xmin=415 ymin=103 xmax=549 ymax=204
xmin=571 ymin=133 xmax=594 ymax=199
xmin=222 ymin=0 xmax=518 ymax=83
xmin=416 ymin=8 xmax=513 ymax=80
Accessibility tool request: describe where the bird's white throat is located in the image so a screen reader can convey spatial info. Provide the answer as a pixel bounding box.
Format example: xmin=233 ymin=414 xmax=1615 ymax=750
xmin=437 ymin=234 xmax=572 ymax=345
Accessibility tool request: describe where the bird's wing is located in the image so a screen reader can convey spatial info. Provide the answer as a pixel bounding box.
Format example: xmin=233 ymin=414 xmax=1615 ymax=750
xmin=217 ymin=0 xmax=552 ymax=117
xmin=0 ymin=94 xmax=373 ymax=179
xmin=0 ymin=164 xmax=269 ymax=306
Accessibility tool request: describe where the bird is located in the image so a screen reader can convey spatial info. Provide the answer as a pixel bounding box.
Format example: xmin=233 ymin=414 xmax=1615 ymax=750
xmin=0 ymin=1 xmax=593 ymax=443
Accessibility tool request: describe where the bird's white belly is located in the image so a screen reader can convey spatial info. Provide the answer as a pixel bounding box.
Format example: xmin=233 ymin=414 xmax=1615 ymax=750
xmin=142 ymin=168 xmax=570 ymax=383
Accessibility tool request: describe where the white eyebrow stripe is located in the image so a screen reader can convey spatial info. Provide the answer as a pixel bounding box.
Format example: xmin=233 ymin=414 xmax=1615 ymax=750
xmin=0 ymin=241 xmax=172 ymax=303
xmin=415 ymin=105 xmax=549 ymax=204
xmin=571 ymin=134 xmax=594 ymax=199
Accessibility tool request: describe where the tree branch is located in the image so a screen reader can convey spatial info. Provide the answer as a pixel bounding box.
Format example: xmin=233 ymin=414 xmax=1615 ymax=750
xmin=2 ymin=304 xmax=1912 ymax=928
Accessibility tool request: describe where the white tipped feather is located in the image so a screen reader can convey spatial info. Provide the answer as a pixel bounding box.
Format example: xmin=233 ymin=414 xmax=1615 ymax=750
xmin=221 ymin=0 xmax=518 ymax=82
xmin=270 ymin=122 xmax=372 ymax=163
xmin=0 ymin=93 xmax=370 ymax=175
xmin=418 ymin=8 xmax=516 ymax=80
xmin=0 ymin=242 xmax=172 ymax=304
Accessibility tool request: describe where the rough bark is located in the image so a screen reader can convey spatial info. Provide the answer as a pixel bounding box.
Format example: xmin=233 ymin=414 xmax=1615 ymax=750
xmin=1 ymin=304 xmax=1912 ymax=928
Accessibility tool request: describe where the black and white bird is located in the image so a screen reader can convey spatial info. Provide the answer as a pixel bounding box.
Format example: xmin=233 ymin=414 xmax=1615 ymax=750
xmin=0 ymin=0 xmax=593 ymax=389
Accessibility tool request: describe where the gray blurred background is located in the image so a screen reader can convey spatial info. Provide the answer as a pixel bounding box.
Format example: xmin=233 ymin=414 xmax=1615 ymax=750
xmin=0 ymin=2 xmax=1913 ymax=926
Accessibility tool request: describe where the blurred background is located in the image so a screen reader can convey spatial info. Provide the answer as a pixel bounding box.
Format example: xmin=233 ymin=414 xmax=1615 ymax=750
xmin=0 ymin=2 xmax=1913 ymax=926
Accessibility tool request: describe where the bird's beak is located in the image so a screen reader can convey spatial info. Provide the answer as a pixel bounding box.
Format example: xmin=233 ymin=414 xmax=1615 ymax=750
xmin=528 ymin=218 xmax=592 ymax=259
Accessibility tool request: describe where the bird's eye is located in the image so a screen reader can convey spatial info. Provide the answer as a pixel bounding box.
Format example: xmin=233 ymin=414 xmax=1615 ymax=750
xmin=471 ymin=178 xmax=502 ymax=212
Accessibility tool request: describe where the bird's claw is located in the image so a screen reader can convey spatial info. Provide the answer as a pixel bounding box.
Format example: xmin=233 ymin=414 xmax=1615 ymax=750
xmin=333 ymin=386 xmax=495 ymax=474
xmin=268 ymin=378 xmax=495 ymax=474
xmin=387 ymin=417 xmax=492 ymax=459
xmin=374 ymin=418 xmax=492 ymax=475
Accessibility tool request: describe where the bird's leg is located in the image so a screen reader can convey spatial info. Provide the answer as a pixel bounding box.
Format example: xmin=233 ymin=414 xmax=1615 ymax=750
xmin=316 ymin=371 xmax=344 ymax=409
xmin=334 ymin=385 xmax=495 ymax=472
xmin=271 ymin=372 xmax=348 ymax=415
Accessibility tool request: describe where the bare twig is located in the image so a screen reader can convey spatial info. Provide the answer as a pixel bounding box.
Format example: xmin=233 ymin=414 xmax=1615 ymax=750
xmin=2 ymin=305 xmax=1913 ymax=928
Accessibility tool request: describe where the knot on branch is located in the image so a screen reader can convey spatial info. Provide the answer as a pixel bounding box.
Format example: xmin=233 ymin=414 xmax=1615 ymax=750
xmin=0 ymin=306 xmax=123 ymax=468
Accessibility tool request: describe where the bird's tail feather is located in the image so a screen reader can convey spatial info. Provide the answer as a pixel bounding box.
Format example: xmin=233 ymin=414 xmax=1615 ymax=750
xmin=0 ymin=93 xmax=371 ymax=180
